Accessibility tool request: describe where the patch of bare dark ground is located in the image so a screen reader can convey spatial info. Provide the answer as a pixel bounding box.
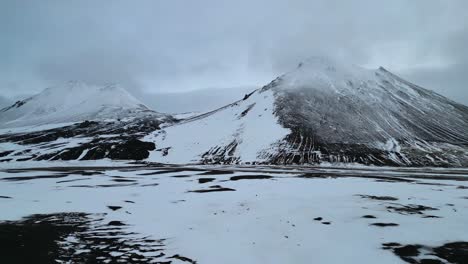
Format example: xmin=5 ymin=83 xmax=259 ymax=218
xmin=1 ymin=170 xmax=100 ymax=182
xmin=198 ymin=178 xmax=215 ymax=184
xmin=169 ymin=254 xmax=197 ymax=263
xmin=56 ymin=177 xmax=92 ymax=184
xmin=386 ymin=204 xmax=439 ymax=215
xmin=107 ymin=206 xmax=122 ymax=211
xmin=371 ymin=223 xmax=399 ymax=227
xmin=68 ymin=183 xmax=138 ymax=188
xmin=362 ymin=215 xmax=377 ymax=219
xmin=172 ymin=175 xmax=192 ymax=178
xmin=137 ymin=168 xmax=195 ymax=176
xmin=298 ymin=172 xmax=415 ymax=183
xmin=383 ymin=242 xmax=468 ymax=264
xmin=1 ymin=173 xmax=70 ymax=182
xmin=0 ymin=212 xmax=192 ymax=264
xmin=141 ymin=183 xmax=160 ymax=187
xmin=112 ymin=178 xmax=138 ymax=183
xmin=198 ymin=170 xmax=234 ymax=175
xmin=357 ymin=194 xmax=399 ymax=201
xmin=189 ymin=185 xmax=236 ymax=193
xmin=229 ymin=175 xmax=273 ymax=181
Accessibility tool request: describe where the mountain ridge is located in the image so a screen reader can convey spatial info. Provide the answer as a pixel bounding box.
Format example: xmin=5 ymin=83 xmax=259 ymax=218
xmin=145 ymin=59 xmax=468 ymax=166
xmin=1 ymin=58 xmax=468 ymax=167
xmin=0 ymin=82 xmax=166 ymax=128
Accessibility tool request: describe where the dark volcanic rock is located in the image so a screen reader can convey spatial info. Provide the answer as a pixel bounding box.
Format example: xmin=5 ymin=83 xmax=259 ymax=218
xmin=0 ymin=212 xmax=193 ymax=264
xmin=371 ymin=223 xmax=399 ymax=227
xmin=0 ymin=119 xmax=162 ymax=161
xmin=383 ymin=242 xmax=468 ymax=264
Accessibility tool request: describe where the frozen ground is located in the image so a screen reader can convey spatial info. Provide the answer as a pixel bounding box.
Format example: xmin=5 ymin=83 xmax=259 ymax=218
xmin=0 ymin=165 xmax=467 ymax=263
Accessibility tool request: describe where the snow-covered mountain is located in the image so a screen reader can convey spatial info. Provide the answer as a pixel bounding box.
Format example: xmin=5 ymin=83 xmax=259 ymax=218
xmin=145 ymin=57 xmax=468 ymax=166
xmin=0 ymin=82 xmax=165 ymax=128
xmin=0 ymin=82 xmax=174 ymax=162
xmin=2 ymin=58 xmax=468 ymax=166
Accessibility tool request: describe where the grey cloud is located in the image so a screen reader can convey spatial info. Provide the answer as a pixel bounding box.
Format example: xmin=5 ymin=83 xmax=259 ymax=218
xmin=0 ymin=0 xmax=467 ymax=104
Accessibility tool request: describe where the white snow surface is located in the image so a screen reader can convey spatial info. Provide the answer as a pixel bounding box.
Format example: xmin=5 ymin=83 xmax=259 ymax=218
xmin=0 ymin=82 xmax=157 ymax=128
xmin=145 ymin=89 xmax=290 ymax=163
xmin=1 ymin=165 xmax=467 ymax=263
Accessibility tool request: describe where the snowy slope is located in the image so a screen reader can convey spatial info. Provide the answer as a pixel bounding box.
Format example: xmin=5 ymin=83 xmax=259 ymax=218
xmin=145 ymin=89 xmax=290 ymax=164
xmin=0 ymin=82 xmax=164 ymax=128
xmin=145 ymin=57 xmax=468 ymax=166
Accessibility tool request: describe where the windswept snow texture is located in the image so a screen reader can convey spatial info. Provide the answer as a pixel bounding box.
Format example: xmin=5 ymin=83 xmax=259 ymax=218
xmin=0 ymin=82 xmax=166 ymax=128
xmin=147 ymin=57 xmax=468 ymax=166
xmin=1 ymin=165 xmax=468 ymax=263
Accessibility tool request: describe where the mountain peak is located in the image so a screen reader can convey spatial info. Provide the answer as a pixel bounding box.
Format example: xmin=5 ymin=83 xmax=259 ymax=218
xmin=0 ymin=82 xmax=158 ymax=128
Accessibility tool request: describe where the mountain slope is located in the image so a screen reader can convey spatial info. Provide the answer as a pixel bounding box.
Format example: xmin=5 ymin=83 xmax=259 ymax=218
xmin=145 ymin=58 xmax=468 ymax=166
xmin=0 ymin=83 xmax=174 ymax=162
xmin=0 ymin=82 xmax=165 ymax=128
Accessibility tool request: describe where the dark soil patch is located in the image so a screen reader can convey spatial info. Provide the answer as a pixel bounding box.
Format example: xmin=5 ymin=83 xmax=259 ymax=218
xmin=357 ymin=194 xmax=399 ymax=201
xmin=189 ymin=187 xmax=236 ymax=193
xmin=362 ymin=215 xmax=377 ymax=219
xmin=371 ymin=223 xmax=399 ymax=227
xmin=383 ymin=242 xmax=468 ymax=264
xmin=419 ymin=259 xmax=443 ymax=264
xmin=172 ymin=175 xmax=192 ymax=178
xmin=108 ymin=220 xmax=126 ymax=226
xmin=422 ymin=215 xmax=442 ymax=219
xmin=170 ymin=254 xmax=197 ymax=263
xmin=386 ymin=204 xmax=438 ymax=215
xmin=141 ymin=183 xmax=160 ymax=187
xmin=229 ymin=175 xmax=273 ymax=181
xmin=95 ymin=183 xmax=138 ymax=188
xmin=112 ymin=178 xmax=137 ymax=183
xmin=433 ymin=242 xmax=468 ymax=264
xmin=198 ymin=178 xmax=215 ymax=184
xmin=0 ymin=212 xmax=186 ymax=264
xmin=107 ymin=206 xmax=123 ymax=211
xmin=199 ymin=170 xmax=234 ymax=175
xmin=138 ymin=169 xmax=187 ymax=175
xmin=2 ymin=174 xmax=69 ymax=182
xmin=56 ymin=178 xmax=92 ymax=184
xmin=0 ymin=150 xmax=14 ymax=158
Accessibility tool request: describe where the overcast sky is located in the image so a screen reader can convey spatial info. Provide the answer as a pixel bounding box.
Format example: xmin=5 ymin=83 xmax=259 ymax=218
xmin=1 ymin=0 xmax=467 ymax=104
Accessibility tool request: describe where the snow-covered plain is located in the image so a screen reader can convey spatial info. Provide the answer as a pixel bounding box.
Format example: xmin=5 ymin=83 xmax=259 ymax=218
xmin=1 ymin=165 xmax=467 ymax=263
